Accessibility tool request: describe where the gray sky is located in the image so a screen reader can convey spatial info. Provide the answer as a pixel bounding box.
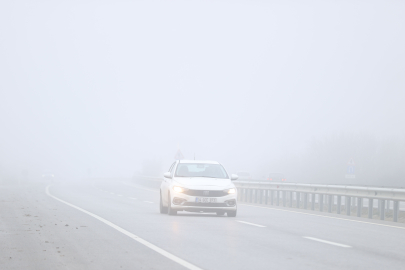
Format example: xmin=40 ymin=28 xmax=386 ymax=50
xmin=1 ymin=0 xmax=404 ymax=178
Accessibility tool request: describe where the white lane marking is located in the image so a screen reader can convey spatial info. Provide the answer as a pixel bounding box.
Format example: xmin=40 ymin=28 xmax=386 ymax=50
xmin=144 ymin=201 xmax=154 ymax=203
xmin=46 ymin=186 xmax=202 ymax=270
xmin=239 ymin=203 xmax=405 ymax=230
xmin=117 ymin=194 xmax=123 ymax=197
xmin=110 ymin=193 xmax=115 ymax=195
xmin=237 ymin=221 xmax=266 ymax=228
xmin=303 ymin=237 xmax=351 ymax=248
xmin=130 ymin=197 xmax=137 ymax=200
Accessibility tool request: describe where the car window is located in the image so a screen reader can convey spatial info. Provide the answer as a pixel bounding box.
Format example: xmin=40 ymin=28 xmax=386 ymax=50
xmin=175 ymin=163 xmax=229 ymax=179
xmin=168 ymin=162 xmax=175 ymax=173
xmin=170 ymin=162 xmax=177 ymax=177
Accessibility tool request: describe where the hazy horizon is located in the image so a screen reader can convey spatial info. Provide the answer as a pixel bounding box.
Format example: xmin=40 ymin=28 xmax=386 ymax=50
xmin=1 ymin=0 xmax=404 ymax=184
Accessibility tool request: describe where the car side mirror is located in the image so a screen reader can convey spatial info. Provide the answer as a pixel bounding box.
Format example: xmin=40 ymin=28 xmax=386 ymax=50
xmin=231 ymin=174 xmax=238 ymax=181
xmin=163 ymin=172 xmax=172 ymax=178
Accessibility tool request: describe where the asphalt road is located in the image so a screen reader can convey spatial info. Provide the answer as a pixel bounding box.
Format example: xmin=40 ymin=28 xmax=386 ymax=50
xmin=1 ymin=179 xmax=405 ymax=270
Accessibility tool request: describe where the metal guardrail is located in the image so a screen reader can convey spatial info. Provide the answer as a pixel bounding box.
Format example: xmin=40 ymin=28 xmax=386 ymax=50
xmin=132 ymin=176 xmax=405 ymax=223
xmin=234 ymin=181 xmax=405 ymax=222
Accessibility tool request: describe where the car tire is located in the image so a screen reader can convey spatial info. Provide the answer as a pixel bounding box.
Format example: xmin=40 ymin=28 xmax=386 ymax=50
xmin=167 ymin=192 xmax=177 ymax=216
xmin=227 ymin=210 xmax=237 ymax=217
xmin=216 ymin=211 xmax=225 ymax=216
xmin=159 ymin=192 xmax=167 ymax=214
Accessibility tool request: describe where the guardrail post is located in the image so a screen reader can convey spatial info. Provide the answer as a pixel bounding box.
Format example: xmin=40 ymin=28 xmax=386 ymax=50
xmin=311 ymin=194 xmax=315 ymax=210
xmin=393 ymin=201 xmax=399 ymax=222
xmin=264 ymin=190 xmax=268 ymax=205
xmin=258 ymin=189 xmax=262 ymax=204
xmin=368 ymin=198 xmax=373 ymax=219
xmin=276 ymin=191 xmax=280 ymax=206
xmin=270 ymin=190 xmax=274 ymax=205
xmin=296 ymin=192 xmax=301 ymax=208
xmin=263 ymin=190 xmax=266 ymax=204
xmin=303 ymin=193 xmax=308 ymax=209
xmin=254 ymin=189 xmax=257 ymax=204
xmin=357 ymin=197 xmax=362 ymax=217
xmin=244 ymin=188 xmax=248 ymax=202
xmin=346 ymin=196 xmax=351 ymax=216
xmin=283 ymin=191 xmax=286 ymax=207
xmin=328 ymin=195 xmax=332 ymax=213
xmin=289 ymin=192 xmax=293 ymax=207
xmin=380 ymin=199 xmax=385 ymax=220
xmin=337 ymin=196 xmax=341 ymax=214
xmin=319 ymin=194 xmax=324 ymax=212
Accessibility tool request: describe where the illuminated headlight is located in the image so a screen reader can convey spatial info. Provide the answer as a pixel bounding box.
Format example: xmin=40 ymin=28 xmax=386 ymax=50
xmin=173 ymin=186 xmax=187 ymax=193
xmin=224 ymin=188 xmax=236 ymax=194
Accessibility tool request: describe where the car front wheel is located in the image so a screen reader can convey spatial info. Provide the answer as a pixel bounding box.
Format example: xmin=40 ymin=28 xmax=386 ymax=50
xmin=159 ymin=192 xmax=167 ymax=214
xmin=227 ymin=210 xmax=237 ymax=217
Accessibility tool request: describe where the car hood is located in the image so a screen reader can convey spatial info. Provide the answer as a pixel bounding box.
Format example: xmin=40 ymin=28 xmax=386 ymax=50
xmin=173 ymin=177 xmax=233 ymax=190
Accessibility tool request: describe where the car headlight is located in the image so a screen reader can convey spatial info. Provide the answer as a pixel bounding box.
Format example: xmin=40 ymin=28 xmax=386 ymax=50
xmin=224 ymin=188 xmax=236 ymax=194
xmin=173 ymin=186 xmax=187 ymax=193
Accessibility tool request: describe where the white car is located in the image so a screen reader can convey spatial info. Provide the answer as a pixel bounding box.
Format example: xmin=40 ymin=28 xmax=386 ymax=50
xmin=159 ymin=160 xmax=238 ymax=217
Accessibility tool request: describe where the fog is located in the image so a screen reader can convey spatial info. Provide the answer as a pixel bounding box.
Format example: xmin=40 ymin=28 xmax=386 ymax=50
xmin=1 ymin=0 xmax=404 ymax=186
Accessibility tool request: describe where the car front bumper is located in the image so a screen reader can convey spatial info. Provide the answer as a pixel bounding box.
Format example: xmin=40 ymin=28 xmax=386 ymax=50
xmin=170 ymin=192 xmax=237 ymax=212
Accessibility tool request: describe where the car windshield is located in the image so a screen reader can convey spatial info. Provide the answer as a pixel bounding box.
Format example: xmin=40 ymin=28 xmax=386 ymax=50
xmin=175 ymin=163 xmax=229 ymax=179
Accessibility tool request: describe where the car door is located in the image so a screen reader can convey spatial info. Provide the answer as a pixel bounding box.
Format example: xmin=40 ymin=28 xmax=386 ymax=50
xmin=162 ymin=161 xmax=176 ymax=205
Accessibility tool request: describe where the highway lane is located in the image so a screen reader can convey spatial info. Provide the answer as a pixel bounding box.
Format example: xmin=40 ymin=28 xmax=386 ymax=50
xmin=2 ymin=179 xmax=405 ymax=270
xmin=0 ymin=183 xmax=186 ymax=270
xmin=55 ymin=179 xmax=405 ymax=269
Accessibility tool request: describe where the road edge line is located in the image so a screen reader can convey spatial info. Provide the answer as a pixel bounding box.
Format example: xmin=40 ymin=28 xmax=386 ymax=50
xmin=45 ymin=185 xmax=203 ymax=270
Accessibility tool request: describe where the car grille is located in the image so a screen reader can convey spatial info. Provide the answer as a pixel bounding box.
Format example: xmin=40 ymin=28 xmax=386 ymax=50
xmin=183 ymin=189 xmax=227 ymax=197
xmin=182 ymin=202 xmax=228 ymax=207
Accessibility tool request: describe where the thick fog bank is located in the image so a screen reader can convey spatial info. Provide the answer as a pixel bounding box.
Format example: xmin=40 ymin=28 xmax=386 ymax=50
xmin=1 ymin=1 xmax=404 ymax=187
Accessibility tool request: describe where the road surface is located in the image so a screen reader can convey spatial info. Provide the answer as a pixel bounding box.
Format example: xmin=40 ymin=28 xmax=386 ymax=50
xmin=1 ymin=179 xmax=404 ymax=270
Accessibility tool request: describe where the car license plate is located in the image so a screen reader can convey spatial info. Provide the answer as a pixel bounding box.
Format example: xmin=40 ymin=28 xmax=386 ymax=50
xmin=195 ymin=197 xmax=217 ymax=203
